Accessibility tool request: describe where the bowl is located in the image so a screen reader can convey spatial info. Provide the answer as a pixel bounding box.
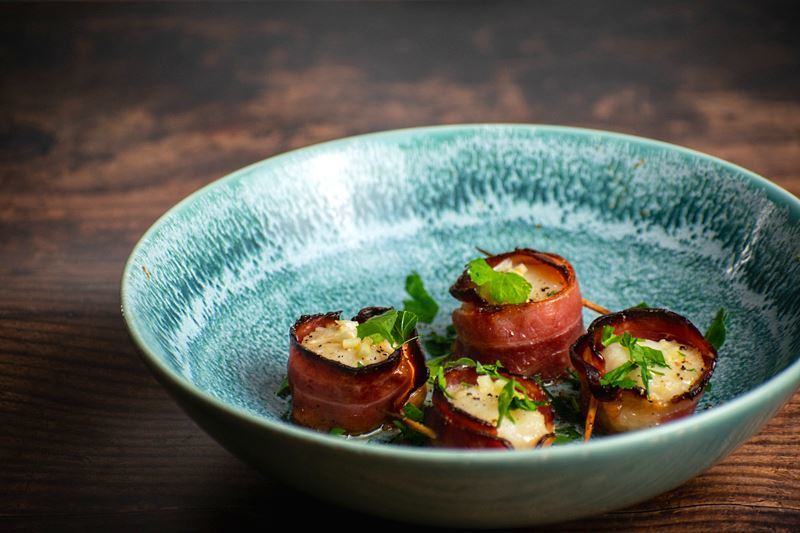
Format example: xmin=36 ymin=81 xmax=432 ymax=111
xmin=121 ymin=125 xmax=800 ymax=527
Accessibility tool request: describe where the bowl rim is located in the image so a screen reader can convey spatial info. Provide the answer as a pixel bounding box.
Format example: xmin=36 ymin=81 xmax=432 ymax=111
xmin=121 ymin=123 xmax=800 ymax=463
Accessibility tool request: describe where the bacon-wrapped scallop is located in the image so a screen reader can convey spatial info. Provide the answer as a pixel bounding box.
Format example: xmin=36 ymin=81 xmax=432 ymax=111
xmin=449 ymin=249 xmax=584 ymax=379
xmin=287 ymin=307 xmax=427 ymax=435
xmin=426 ymin=363 xmax=554 ymax=449
xmin=570 ymin=308 xmax=717 ymax=434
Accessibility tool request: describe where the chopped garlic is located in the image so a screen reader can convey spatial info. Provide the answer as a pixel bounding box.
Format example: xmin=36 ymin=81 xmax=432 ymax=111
xmin=602 ymin=338 xmax=705 ymax=402
xmin=301 ymin=320 xmax=394 ymax=367
xmin=493 ymin=258 xmax=564 ymax=302
xmin=447 ymin=375 xmax=549 ymax=449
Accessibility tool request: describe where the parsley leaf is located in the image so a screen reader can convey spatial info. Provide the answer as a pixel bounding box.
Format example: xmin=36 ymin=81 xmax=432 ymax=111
xmin=435 ymin=356 xmax=547 ymax=427
xmin=496 ymin=379 xmax=517 ymax=426
xmin=276 ymin=377 xmax=291 ymax=398
xmin=553 ymin=426 xmax=582 ymax=444
xmin=423 ymin=325 xmax=456 ymax=357
xmin=442 ymin=356 xmax=505 ymax=380
xmin=392 ymin=310 xmax=418 ymax=347
xmin=601 ymin=325 xmax=621 ymax=346
xmin=356 ymin=309 xmax=418 ymax=349
xmin=599 ymin=360 xmax=639 ymax=389
xmin=600 ymin=331 xmax=670 ymax=397
xmin=426 ymin=353 xmax=451 ymax=383
xmin=402 ymin=403 xmax=425 ymax=422
xmin=403 ymin=272 xmax=439 ymax=324
xmin=329 ymin=427 xmax=346 ymax=436
xmin=704 ymin=307 xmax=728 ymax=351
xmin=533 ymin=374 xmax=581 ymax=424
xmin=496 ymin=379 xmax=547 ymax=427
xmin=392 ymin=419 xmax=428 ymax=446
xmin=436 ymin=365 xmax=451 ymax=398
xmin=632 ymin=301 xmax=650 ymax=308
xmin=467 ymin=258 xmax=531 ymax=305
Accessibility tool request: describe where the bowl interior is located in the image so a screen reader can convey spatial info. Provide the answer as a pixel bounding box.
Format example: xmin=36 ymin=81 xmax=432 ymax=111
xmin=123 ymin=125 xmax=800 ymax=437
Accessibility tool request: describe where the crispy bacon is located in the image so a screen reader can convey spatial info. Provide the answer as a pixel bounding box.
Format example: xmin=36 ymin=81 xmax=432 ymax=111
xmin=449 ymin=249 xmax=584 ymax=379
xmin=426 ymin=366 xmax=554 ymax=449
xmin=287 ymin=307 xmax=427 ymax=434
xmin=570 ymin=307 xmax=717 ymax=434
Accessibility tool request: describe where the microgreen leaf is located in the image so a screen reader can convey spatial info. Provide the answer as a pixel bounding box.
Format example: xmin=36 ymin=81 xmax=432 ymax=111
xmin=704 ymin=307 xmax=728 ymax=351
xmin=632 ymin=301 xmax=650 ymax=308
xmin=403 ymin=272 xmax=439 ymax=324
xmin=467 ymin=258 xmax=532 ymax=305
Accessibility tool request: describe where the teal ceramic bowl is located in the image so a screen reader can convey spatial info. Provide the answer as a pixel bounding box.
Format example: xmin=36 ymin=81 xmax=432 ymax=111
xmin=121 ymin=125 xmax=800 ymax=527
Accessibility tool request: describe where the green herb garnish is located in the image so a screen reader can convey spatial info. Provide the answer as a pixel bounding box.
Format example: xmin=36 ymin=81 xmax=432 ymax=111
xmin=496 ymin=379 xmax=548 ymax=427
xmin=402 ymin=403 xmax=425 ymax=422
xmin=704 ymin=307 xmax=728 ymax=351
xmin=553 ymin=426 xmax=582 ymax=444
xmin=434 ymin=356 xmax=546 ymax=426
xmin=601 ymin=324 xmax=621 ymax=346
xmin=329 ymin=427 xmax=346 ymax=436
xmin=566 ymin=369 xmax=581 ymax=389
xmin=276 ymin=377 xmax=291 ymax=399
xmin=436 ymin=365 xmax=450 ymax=398
xmin=467 ymin=258 xmax=531 ymax=305
xmin=423 ymin=325 xmax=456 ymax=357
xmin=599 ymin=328 xmax=670 ymax=397
xmin=392 ymin=419 xmax=428 ymax=446
xmin=356 ymin=309 xmax=418 ymax=349
xmin=441 ymin=357 xmax=550 ymax=427
xmin=705 ymin=382 xmax=713 ymax=393
xmin=599 ymin=361 xmax=639 ymax=390
xmin=533 ymin=374 xmax=581 ymax=424
xmin=443 ymin=356 xmax=505 ymax=380
xmin=632 ymin=301 xmax=650 ymax=309
xmin=403 ymin=272 xmax=439 ymax=324
xmin=426 ymin=353 xmax=451 ymax=383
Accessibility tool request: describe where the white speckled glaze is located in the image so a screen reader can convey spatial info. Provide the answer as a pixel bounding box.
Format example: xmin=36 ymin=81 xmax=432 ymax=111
xmin=122 ymin=125 xmax=800 ymax=527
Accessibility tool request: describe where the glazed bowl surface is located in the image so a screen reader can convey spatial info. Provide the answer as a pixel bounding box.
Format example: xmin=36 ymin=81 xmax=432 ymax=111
xmin=122 ymin=125 xmax=800 ymax=527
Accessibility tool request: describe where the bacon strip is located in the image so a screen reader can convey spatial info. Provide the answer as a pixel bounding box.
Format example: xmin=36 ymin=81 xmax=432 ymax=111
xmin=449 ymin=249 xmax=584 ymax=379
xmin=426 ymin=366 xmax=554 ymax=449
xmin=570 ymin=308 xmax=717 ymax=434
xmin=287 ymin=307 xmax=427 ymax=434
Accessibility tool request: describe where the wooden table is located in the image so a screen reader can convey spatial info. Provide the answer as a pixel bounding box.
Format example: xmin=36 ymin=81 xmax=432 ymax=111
xmin=2 ymin=2 xmax=798 ymax=530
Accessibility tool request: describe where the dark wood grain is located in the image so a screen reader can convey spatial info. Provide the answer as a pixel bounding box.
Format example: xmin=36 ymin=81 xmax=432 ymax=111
xmin=1 ymin=2 xmax=798 ymax=530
